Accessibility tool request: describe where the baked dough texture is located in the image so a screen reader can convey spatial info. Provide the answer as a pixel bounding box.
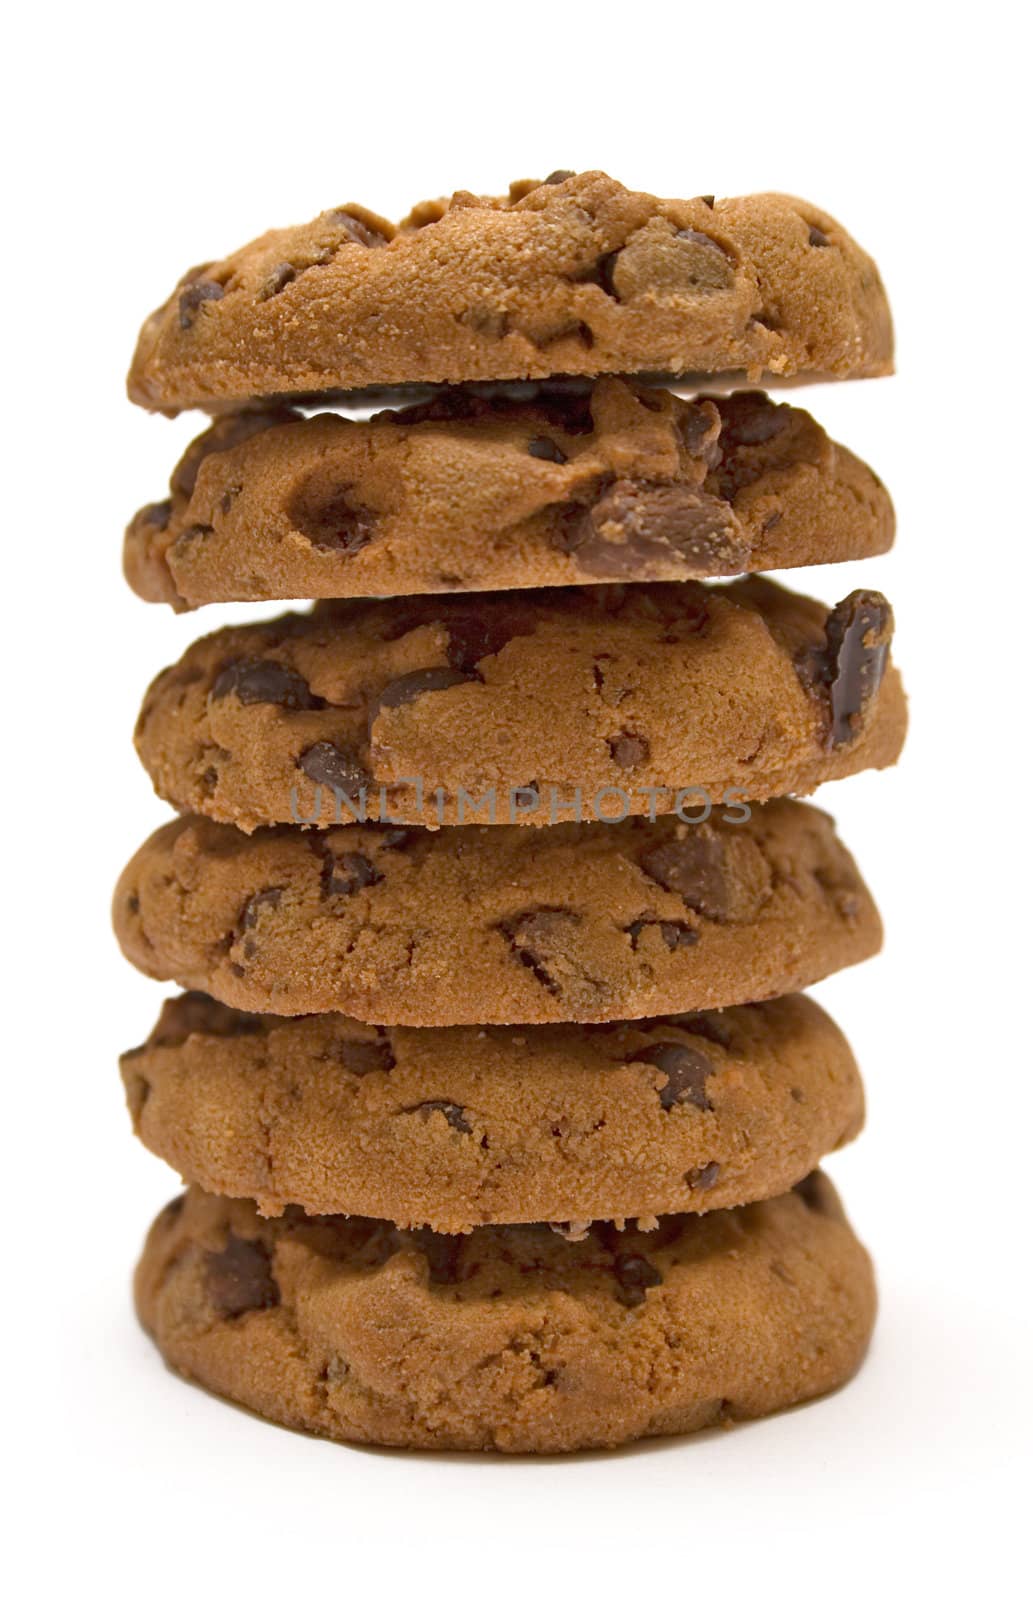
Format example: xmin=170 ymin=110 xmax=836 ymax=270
xmin=122 ymin=991 xmax=863 ymax=1231
xmin=128 ymin=173 xmax=893 ymax=411
xmin=112 ymin=798 xmax=881 ymax=1026
xmin=135 ymin=1174 xmax=876 ymax=1452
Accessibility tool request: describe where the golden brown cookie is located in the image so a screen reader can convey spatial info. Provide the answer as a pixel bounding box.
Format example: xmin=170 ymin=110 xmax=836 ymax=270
xmin=122 ymin=992 xmax=863 ymax=1231
xmin=134 ymin=578 xmax=905 ymax=833
xmin=127 ymin=173 xmax=893 ymax=412
xmin=136 ymin=1175 xmax=876 ymax=1452
xmin=112 ymin=800 xmax=880 ymax=1025
xmin=124 ymin=383 xmax=893 ymax=609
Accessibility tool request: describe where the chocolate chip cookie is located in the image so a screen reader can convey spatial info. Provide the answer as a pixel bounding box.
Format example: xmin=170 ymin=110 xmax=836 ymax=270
xmin=127 ymin=173 xmax=893 ymax=412
xmin=113 ymin=799 xmax=880 ymax=1025
xmin=135 ymin=1174 xmax=875 ymax=1452
xmin=134 ymin=578 xmax=905 ymax=833
xmin=124 ymin=381 xmax=893 ymax=609
xmin=122 ymin=992 xmax=863 ymax=1231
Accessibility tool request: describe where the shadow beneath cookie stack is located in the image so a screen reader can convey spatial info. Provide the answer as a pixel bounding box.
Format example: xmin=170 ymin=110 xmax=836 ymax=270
xmin=115 ymin=171 xmax=902 ymax=1453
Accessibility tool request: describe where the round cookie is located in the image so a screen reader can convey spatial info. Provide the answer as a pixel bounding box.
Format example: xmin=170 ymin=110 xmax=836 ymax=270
xmin=122 ymin=992 xmax=864 ymax=1231
xmin=113 ymin=799 xmax=881 ymax=1025
xmin=134 ymin=578 xmax=905 ymax=833
xmin=127 ymin=172 xmax=892 ymax=412
xmin=124 ymin=382 xmax=894 ymax=609
xmin=135 ymin=1175 xmax=876 ymax=1452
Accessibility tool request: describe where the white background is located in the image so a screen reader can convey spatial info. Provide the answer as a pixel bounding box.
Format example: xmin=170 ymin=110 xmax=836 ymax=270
xmin=5 ymin=2 xmax=1030 ymax=1593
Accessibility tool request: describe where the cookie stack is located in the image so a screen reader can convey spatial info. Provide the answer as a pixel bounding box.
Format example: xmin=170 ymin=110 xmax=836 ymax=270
xmin=115 ymin=172 xmax=904 ymax=1452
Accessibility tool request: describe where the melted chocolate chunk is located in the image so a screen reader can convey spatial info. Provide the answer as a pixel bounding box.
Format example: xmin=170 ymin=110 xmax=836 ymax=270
xmin=446 ymin=610 xmax=531 ymax=674
xmin=211 ymin=658 xmax=318 ymax=710
xmin=298 ymin=742 xmax=369 ymax=799
xmin=796 ymin=590 xmax=893 ymax=748
xmin=640 ymin=833 xmax=728 ymax=921
xmin=608 ymin=732 xmax=650 ymax=768
xmin=498 ymin=909 xmax=583 ymax=994
xmin=409 ymin=1100 xmax=472 ymax=1134
xmin=557 ymin=478 xmax=747 ymax=578
xmin=612 ymin=1252 xmax=663 ymax=1307
xmin=372 ymin=667 xmax=472 ymax=720
xmin=240 ymin=887 xmax=283 ymax=930
xmin=205 ymin=1235 xmax=279 ymax=1317
xmin=626 ymin=917 xmax=699 ymax=951
xmin=317 ymin=849 xmax=382 ymax=897
xmin=632 ymin=1041 xmax=715 ymax=1111
xmin=716 ymin=391 xmax=791 ymax=449
xmin=808 ymin=225 xmax=830 ymax=247
xmin=686 ymin=1161 xmax=722 ymax=1190
xmin=178 ymin=278 xmax=223 ymax=330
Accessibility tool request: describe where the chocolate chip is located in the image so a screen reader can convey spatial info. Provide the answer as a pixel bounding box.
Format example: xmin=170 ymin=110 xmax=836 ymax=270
xmin=808 ymin=225 xmax=830 ymax=247
xmin=373 ymin=667 xmax=472 ymax=721
xmin=205 ymin=1235 xmax=279 ymax=1317
xmin=544 ymin=169 xmax=575 ymax=184
xmin=556 ymin=478 xmax=747 ymax=578
xmin=298 ymin=742 xmax=369 ymax=800
xmin=697 ymin=194 xmax=715 ymax=208
xmin=498 ymin=909 xmax=583 ymax=994
xmin=677 ymin=399 xmax=723 ymax=460
xmin=211 ymin=658 xmax=318 ymax=710
xmin=178 ymin=279 xmax=224 ymax=330
xmin=686 ymin=1161 xmax=721 ymax=1190
xmin=641 ymin=834 xmax=728 ymax=921
xmin=796 ymin=591 xmax=893 ymax=749
xmin=446 ymin=611 xmax=529 ymax=674
xmin=716 ymin=392 xmax=791 ymax=449
xmin=625 ymin=918 xmax=699 ymax=951
xmin=527 ymin=435 xmax=569 ymax=464
xmin=632 ymin=1042 xmax=714 ymax=1111
xmin=336 ymin=1036 xmax=395 ymax=1075
xmin=318 ymin=849 xmax=382 ymax=898
xmin=241 ymin=887 xmax=282 ymax=930
xmin=408 ymin=1100 xmax=472 ymax=1134
xmin=612 ymin=1253 xmax=663 ymax=1307
xmin=327 ymin=210 xmax=390 ymax=247
xmin=608 ymin=732 xmax=650 ymax=768
xmin=259 ymin=261 xmax=297 ymax=299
